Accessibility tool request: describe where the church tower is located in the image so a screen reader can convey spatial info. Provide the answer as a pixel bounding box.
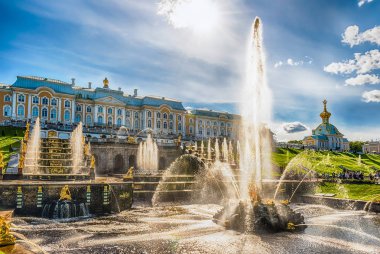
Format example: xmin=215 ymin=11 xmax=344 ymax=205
xmin=320 ymin=99 xmax=331 ymax=124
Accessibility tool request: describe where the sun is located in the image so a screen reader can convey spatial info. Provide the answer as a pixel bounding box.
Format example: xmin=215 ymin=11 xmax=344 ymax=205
xmin=158 ymin=0 xmax=221 ymax=34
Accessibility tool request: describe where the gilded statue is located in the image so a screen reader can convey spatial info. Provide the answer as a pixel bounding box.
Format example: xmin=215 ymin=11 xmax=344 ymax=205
xmin=127 ymin=136 xmax=136 ymax=144
xmin=90 ymin=155 xmax=95 ymax=169
xmin=59 ymin=185 xmax=72 ymax=201
xmin=124 ymin=167 xmax=134 ymax=180
xmin=0 ymin=152 xmax=4 ymax=169
xmin=0 ymin=211 xmax=16 ymax=247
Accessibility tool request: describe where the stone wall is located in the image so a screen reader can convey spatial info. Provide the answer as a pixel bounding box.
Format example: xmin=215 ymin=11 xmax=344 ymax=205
xmin=90 ymin=141 xmax=183 ymax=175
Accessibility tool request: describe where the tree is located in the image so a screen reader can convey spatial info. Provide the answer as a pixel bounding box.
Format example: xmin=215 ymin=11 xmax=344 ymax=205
xmin=288 ymin=140 xmax=303 ymax=144
xmin=349 ymin=141 xmax=364 ymax=153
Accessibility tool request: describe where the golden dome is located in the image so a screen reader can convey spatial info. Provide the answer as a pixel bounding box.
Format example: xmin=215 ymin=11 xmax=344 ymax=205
xmin=320 ymin=99 xmax=331 ymax=123
xmin=103 ymin=77 xmax=109 ymax=88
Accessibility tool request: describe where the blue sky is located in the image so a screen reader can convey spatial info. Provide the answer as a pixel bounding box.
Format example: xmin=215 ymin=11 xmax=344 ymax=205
xmin=0 ymin=0 xmax=379 ymax=141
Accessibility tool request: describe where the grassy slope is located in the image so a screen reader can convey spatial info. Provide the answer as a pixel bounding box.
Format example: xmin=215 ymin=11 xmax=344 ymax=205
xmin=0 ymin=126 xmax=24 ymax=165
xmin=316 ymin=182 xmax=380 ymax=202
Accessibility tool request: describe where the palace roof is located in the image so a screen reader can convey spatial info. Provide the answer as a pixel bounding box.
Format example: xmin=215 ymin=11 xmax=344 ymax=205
xmin=190 ymin=109 xmax=239 ymax=120
xmin=11 ymin=76 xmax=185 ymax=111
xmin=313 ymin=123 xmax=342 ymax=136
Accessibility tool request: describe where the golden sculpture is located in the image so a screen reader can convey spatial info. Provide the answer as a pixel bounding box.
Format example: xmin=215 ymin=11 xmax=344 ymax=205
xmin=103 ymin=77 xmax=109 ymax=89
xmin=127 ymin=136 xmax=136 ymax=144
xmin=90 ymin=155 xmax=95 ymax=169
xmin=0 ymin=152 xmax=4 ymax=169
xmin=84 ymin=143 xmax=90 ymax=156
xmin=18 ymin=153 xmax=25 ymax=169
xmin=24 ymin=123 xmax=30 ymax=141
xmin=124 ymin=167 xmax=134 ymax=180
xmin=59 ymin=185 xmax=72 ymax=201
xmin=0 ymin=211 xmax=16 ymax=247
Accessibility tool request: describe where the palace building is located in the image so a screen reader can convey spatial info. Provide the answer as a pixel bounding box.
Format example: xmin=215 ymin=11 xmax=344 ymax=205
xmin=303 ymin=100 xmax=349 ymax=151
xmin=0 ymin=76 xmax=239 ymax=140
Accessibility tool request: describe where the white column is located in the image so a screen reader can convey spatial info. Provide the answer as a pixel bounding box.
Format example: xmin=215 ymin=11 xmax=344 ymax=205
xmin=82 ymin=104 xmax=86 ymax=124
xmin=12 ymin=92 xmax=16 ymax=118
xmin=57 ymin=98 xmax=61 ymax=122
xmin=182 ymin=114 xmax=185 ymax=137
xmin=94 ymin=105 xmax=98 ymax=124
xmin=27 ymin=94 xmax=32 ymax=119
xmin=71 ymin=99 xmax=75 ymax=123
xmin=142 ymin=110 xmax=146 ymax=129
xmin=114 ymin=107 xmax=117 ymax=125
xmin=122 ymin=108 xmax=125 ymax=126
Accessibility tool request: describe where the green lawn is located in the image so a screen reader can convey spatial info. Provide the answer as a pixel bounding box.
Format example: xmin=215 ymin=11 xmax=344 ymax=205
xmin=272 ymin=148 xmax=380 ymax=175
xmin=315 ymin=182 xmax=380 ymax=201
xmin=0 ymin=126 xmax=25 ymax=166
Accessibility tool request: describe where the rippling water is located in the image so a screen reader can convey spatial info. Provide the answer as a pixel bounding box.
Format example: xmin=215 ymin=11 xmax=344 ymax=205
xmin=10 ymin=203 xmax=380 ymax=254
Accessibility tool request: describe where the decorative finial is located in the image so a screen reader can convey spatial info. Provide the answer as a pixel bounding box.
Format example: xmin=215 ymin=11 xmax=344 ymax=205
xmin=320 ymin=99 xmax=331 ymax=124
xmin=103 ymin=77 xmax=109 ymax=89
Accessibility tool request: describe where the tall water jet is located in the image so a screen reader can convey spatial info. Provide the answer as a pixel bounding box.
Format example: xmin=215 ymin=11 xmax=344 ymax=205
xmin=24 ymin=118 xmax=41 ymax=174
xmin=71 ymin=122 xmax=84 ymax=174
xmin=239 ymin=17 xmax=272 ymax=198
xmin=194 ymin=142 xmax=198 ymax=153
xmin=200 ymin=140 xmax=204 ymax=158
xmin=222 ymin=138 xmax=229 ymax=163
xmin=228 ymin=140 xmax=235 ymax=165
xmin=207 ymin=138 xmax=212 ymax=161
xmin=137 ymin=134 xmax=158 ymax=173
xmin=214 ymin=138 xmax=220 ymax=162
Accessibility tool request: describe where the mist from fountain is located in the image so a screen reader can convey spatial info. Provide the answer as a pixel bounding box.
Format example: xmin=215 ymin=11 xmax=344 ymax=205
xmin=222 ymin=138 xmax=229 ymax=163
xmin=201 ymin=140 xmax=204 ymax=158
xmin=24 ymin=118 xmax=41 ymax=174
xmin=228 ymin=140 xmax=235 ymax=165
xmin=215 ymin=139 xmax=220 ymax=162
xmin=71 ymin=122 xmax=84 ymax=174
xmin=207 ymin=138 xmax=212 ymax=161
xmin=137 ymin=134 xmax=158 ymax=173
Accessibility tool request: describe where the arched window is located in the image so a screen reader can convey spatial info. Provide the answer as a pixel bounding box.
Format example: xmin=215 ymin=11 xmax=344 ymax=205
xmin=4 ymin=95 xmax=11 ymax=102
xmin=98 ymin=116 xmax=103 ymax=124
xmin=163 ymin=113 xmax=168 ymax=119
xmin=190 ymin=119 xmax=193 ymax=124
xmin=178 ymin=123 xmax=182 ymax=131
xmin=134 ymin=120 xmax=139 ymax=129
xmin=163 ymin=121 xmax=167 ymax=129
xmin=18 ymin=94 xmax=25 ymax=102
xmin=86 ymin=106 xmax=92 ymax=113
xmin=42 ymin=108 xmax=48 ymax=118
xmin=189 ymin=126 xmax=193 ymax=134
xmin=50 ymin=109 xmax=57 ymax=119
xmin=147 ymin=119 xmax=152 ymax=128
xmin=207 ymin=121 xmax=210 ymax=126
xmin=86 ymin=115 xmax=92 ymax=125
xmin=32 ymin=96 xmax=38 ymax=104
xmin=76 ymin=104 xmax=82 ymax=112
xmin=32 ymin=107 xmax=39 ymax=117
xmin=126 ymin=119 xmax=131 ymax=128
xmin=98 ymin=106 xmax=103 ymax=113
xmin=157 ymin=112 xmax=161 ymax=119
xmin=3 ymin=106 xmax=11 ymax=117
xmin=51 ymin=98 xmax=57 ymax=106
xmin=221 ymin=129 xmax=225 ymax=136
xmin=107 ymin=108 xmax=113 ymax=114
xmin=17 ymin=105 xmax=24 ymax=116
xmin=178 ymin=115 xmax=182 ymax=121
xmin=199 ymin=127 xmax=203 ymax=135
xmin=126 ymin=111 xmax=131 ymax=117
xmin=42 ymin=97 xmax=49 ymax=105
xmin=147 ymin=111 xmax=152 ymax=118
xmin=169 ymin=122 xmax=173 ymax=129
xmin=214 ymin=130 xmax=217 ymax=136
xmin=64 ymin=110 xmax=70 ymax=121
xmin=214 ymin=121 xmax=217 ymax=126
xmin=221 ymin=122 xmax=225 ymax=127
xmin=75 ymin=114 xmax=81 ymax=123
xmin=134 ymin=112 xmax=139 ymax=119
xmin=156 ymin=121 xmax=161 ymax=129
xmin=117 ymin=109 xmax=122 ymax=116
xmin=207 ymin=128 xmax=211 ymax=136
xmin=64 ymin=100 xmax=71 ymax=108
xmin=169 ymin=114 xmax=173 ymax=120
xmin=117 ymin=118 xmax=122 ymax=126
xmin=108 ymin=116 xmax=113 ymax=125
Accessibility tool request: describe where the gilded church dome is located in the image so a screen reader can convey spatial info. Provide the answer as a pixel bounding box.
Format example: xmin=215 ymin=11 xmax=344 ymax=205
xmin=320 ymin=99 xmax=331 ymax=124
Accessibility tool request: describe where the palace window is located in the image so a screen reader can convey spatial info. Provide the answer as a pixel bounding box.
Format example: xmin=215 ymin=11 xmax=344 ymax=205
xmin=156 ymin=121 xmax=161 ymax=129
xmin=163 ymin=113 xmax=168 ymax=119
xmin=126 ymin=119 xmax=131 ymax=128
xmin=75 ymin=114 xmax=81 ymax=123
xmin=76 ymin=104 xmax=82 ymax=112
xmin=107 ymin=116 xmax=113 ymax=125
xmin=3 ymin=106 xmax=11 ymax=117
xmin=169 ymin=122 xmax=173 ymax=129
xmin=134 ymin=120 xmax=139 ymax=129
xmin=178 ymin=115 xmax=182 ymax=121
xmin=117 ymin=109 xmax=122 ymax=116
xmin=163 ymin=121 xmax=168 ymax=129
xmin=42 ymin=97 xmax=49 ymax=105
xmin=199 ymin=128 xmax=203 ymax=135
xmin=157 ymin=112 xmax=161 ymax=119
xmin=50 ymin=109 xmax=57 ymax=119
xmin=190 ymin=126 xmax=193 ymax=134
xmin=147 ymin=119 xmax=152 ymax=128
xmin=64 ymin=100 xmax=71 ymax=108
xmin=117 ymin=118 xmax=122 ymax=126
xmin=98 ymin=116 xmax=103 ymax=124
xmin=86 ymin=115 xmax=92 ymax=125
xmin=126 ymin=111 xmax=131 ymax=118
xmin=221 ymin=129 xmax=225 ymax=136
xmin=214 ymin=130 xmax=217 ymax=136
xmin=64 ymin=110 xmax=70 ymax=121
xmin=199 ymin=120 xmax=202 ymax=125
xmin=86 ymin=106 xmax=92 ymax=113
xmin=178 ymin=123 xmax=182 ymax=131
xmin=189 ymin=119 xmax=193 ymax=124
xmin=98 ymin=106 xmax=103 ymax=113
xmin=18 ymin=94 xmax=25 ymax=103
xmin=207 ymin=128 xmax=211 ymax=136
xmin=134 ymin=112 xmax=139 ymax=119
xmin=207 ymin=121 xmax=210 ymax=126
xmin=32 ymin=96 xmax=39 ymax=104
xmin=4 ymin=95 xmax=11 ymax=102
xmin=169 ymin=114 xmax=173 ymax=120
xmin=32 ymin=107 xmax=39 ymax=117
xmin=214 ymin=122 xmax=217 ymax=126
xmin=147 ymin=111 xmax=152 ymax=118
xmin=17 ymin=105 xmax=24 ymax=116
xmin=51 ymin=98 xmax=57 ymax=106
xmin=108 ymin=108 xmax=113 ymax=115
xmin=42 ymin=108 xmax=48 ymax=118
xmin=221 ymin=122 xmax=225 ymax=127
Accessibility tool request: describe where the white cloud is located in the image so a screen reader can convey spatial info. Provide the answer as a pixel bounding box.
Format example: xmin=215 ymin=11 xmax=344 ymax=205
xmin=274 ymin=56 xmax=312 ymax=68
xmin=362 ymin=90 xmax=380 ymax=102
xmin=358 ymin=0 xmax=374 ymax=7
xmin=345 ymin=74 xmax=380 ymax=86
xmin=324 ymin=49 xmax=380 ymax=74
xmin=342 ymin=25 xmax=380 ymax=47
xmin=281 ymin=122 xmax=309 ymax=133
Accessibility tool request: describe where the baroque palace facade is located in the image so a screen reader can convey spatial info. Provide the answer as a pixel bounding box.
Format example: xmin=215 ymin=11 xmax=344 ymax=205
xmin=0 ymin=76 xmax=238 ymax=140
